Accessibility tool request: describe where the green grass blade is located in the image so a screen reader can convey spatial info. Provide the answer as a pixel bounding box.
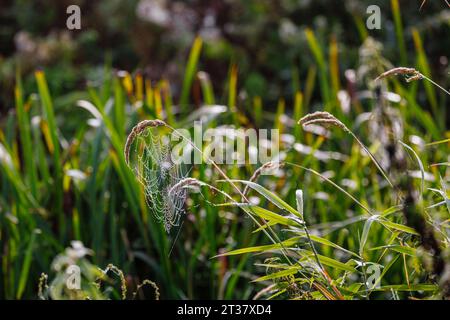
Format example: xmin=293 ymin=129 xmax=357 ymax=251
xmin=391 ymin=0 xmax=407 ymax=65
xmin=35 ymin=70 xmax=64 ymax=233
xmin=180 ymin=36 xmax=203 ymax=108
xmin=15 ymin=72 xmax=38 ymax=197
xmin=16 ymin=230 xmax=39 ymax=299
xmin=226 ymin=180 xmax=300 ymax=218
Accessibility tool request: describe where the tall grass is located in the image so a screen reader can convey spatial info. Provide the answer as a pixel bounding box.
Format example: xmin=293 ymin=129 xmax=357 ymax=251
xmin=1 ymin=23 xmax=449 ymax=300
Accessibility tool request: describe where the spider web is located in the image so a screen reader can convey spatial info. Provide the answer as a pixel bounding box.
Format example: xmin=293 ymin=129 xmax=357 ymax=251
xmin=129 ymin=127 xmax=187 ymax=234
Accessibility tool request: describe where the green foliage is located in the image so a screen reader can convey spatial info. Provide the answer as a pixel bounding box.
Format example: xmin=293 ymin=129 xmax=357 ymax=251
xmin=1 ymin=9 xmax=449 ymax=299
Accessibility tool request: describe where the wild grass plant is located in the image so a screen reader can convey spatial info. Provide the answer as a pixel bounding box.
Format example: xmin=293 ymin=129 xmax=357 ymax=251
xmin=0 ymin=16 xmax=449 ymax=300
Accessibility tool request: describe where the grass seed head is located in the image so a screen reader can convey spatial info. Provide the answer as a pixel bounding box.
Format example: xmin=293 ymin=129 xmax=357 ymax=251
xmin=299 ymin=111 xmax=349 ymax=133
xmin=168 ymin=178 xmax=202 ymax=196
xmin=375 ymin=67 xmax=423 ymax=82
xmin=124 ymin=119 xmax=166 ymax=165
xmin=99 ymin=264 xmax=128 ymax=300
xmin=405 ymin=74 xmax=424 ymax=82
xmin=132 ymin=279 xmax=160 ymax=300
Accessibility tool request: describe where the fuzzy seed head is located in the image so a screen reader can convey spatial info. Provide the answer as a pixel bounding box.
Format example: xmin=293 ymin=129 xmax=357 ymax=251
xmin=124 ymin=119 xmax=166 ymax=165
xmin=168 ymin=178 xmax=202 ymax=196
xmin=299 ymin=111 xmax=349 ymax=133
xmin=375 ymin=67 xmax=423 ymax=82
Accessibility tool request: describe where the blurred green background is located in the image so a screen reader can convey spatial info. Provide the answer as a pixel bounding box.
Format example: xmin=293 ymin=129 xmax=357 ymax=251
xmin=1 ymin=0 xmax=449 ymax=113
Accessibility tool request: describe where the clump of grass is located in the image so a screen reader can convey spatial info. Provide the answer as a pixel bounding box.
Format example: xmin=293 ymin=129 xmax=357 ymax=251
xmin=3 ymin=26 xmax=450 ymax=300
xmin=38 ymin=247 xmax=160 ymax=300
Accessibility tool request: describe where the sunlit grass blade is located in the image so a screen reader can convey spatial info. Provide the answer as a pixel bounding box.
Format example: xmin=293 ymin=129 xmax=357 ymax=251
xmin=391 ymin=0 xmax=407 ymax=65
xmin=225 ymin=180 xmax=300 ymax=218
xmin=214 ymin=237 xmax=301 ymax=257
xmin=15 ymin=71 xmax=38 ymax=197
xmin=180 ymin=36 xmax=203 ymax=108
xmin=252 ymin=268 xmax=297 ymax=282
xmin=35 ymin=70 xmax=64 ymax=235
xmin=412 ymin=28 xmax=438 ymax=115
xmin=197 ymin=71 xmax=215 ymax=105
xmin=305 ymin=28 xmax=331 ymax=107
